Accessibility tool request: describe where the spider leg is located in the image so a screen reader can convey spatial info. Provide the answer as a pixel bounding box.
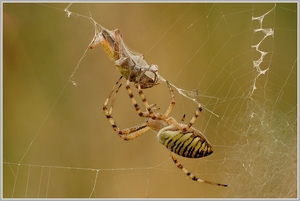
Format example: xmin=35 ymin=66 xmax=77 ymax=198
xmin=181 ymin=114 xmax=186 ymax=123
xmin=103 ymin=76 xmax=123 ymax=132
xmin=125 ymin=78 xmax=156 ymax=118
xmin=109 ymin=81 xmax=122 ymax=117
xmin=103 ymin=76 xmax=123 ymax=116
xmin=163 ymin=80 xmax=176 ymax=118
xmin=136 ymin=80 xmax=157 ymax=119
xmin=183 ymin=90 xmax=202 ymax=132
xmin=119 ymin=125 xmax=151 ymax=141
xmin=170 ymin=152 xmax=227 ymax=187
xmin=103 ymin=76 xmax=150 ymax=140
xmin=112 ymin=83 xmax=150 ymax=137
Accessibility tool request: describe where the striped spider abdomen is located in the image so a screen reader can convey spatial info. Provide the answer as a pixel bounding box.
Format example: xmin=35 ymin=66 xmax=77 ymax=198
xmin=157 ymin=125 xmax=213 ymax=158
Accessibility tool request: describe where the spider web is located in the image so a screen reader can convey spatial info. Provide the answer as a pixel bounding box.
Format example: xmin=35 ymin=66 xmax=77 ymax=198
xmin=3 ymin=2 xmax=297 ymax=198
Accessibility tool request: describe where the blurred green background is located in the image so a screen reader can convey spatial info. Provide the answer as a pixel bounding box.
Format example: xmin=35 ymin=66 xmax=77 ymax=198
xmin=3 ymin=3 xmax=297 ymax=198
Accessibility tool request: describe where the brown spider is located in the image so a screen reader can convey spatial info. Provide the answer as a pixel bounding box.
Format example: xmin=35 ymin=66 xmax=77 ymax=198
xmin=103 ymin=76 xmax=227 ymax=187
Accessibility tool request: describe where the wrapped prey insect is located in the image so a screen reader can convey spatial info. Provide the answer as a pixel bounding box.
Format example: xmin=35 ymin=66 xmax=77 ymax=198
xmin=89 ymin=27 xmax=163 ymax=89
xmin=87 ymin=23 xmax=216 ymax=114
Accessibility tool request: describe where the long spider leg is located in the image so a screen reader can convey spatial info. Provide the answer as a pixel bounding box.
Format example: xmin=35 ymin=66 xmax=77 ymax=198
xmin=181 ymin=114 xmax=186 ymax=124
xmin=163 ymin=80 xmax=176 ymax=118
xmin=125 ymin=78 xmax=155 ymax=118
xmin=111 ymin=77 xmax=151 ymax=140
xmin=136 ymin=80 xmax=157 ymax=119
xmin=120 ymin=125 xmax=151 ymax=141
xmin=109 ymin=82 xmax=122 ymax=116
xmin=103 ymin=76 xmax=150 ymax=139
xmin=183 ymin=90 xmax=202 ymax=132
xmin=103 ymin=76 xmax=123 ymax=134
xmin=170 ymin=152 xmax=227 ymax=187
xmin=109 ymin=82 xmax=151 ymax=138
xmin=103 ymin=76 xmax=123 ymax=109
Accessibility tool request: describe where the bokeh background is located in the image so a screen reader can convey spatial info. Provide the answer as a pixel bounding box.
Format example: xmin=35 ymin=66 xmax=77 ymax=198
xmin=3 ymin=3 xmax=297 ymax=198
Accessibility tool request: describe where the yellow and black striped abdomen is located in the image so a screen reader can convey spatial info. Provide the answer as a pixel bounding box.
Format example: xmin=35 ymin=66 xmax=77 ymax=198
xmin=157 ymin=127 xmax=213 ymax=158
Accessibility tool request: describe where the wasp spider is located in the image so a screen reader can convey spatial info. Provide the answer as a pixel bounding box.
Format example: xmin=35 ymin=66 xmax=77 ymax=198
xmin=103 ymin=76 xmax=227 ymax=187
